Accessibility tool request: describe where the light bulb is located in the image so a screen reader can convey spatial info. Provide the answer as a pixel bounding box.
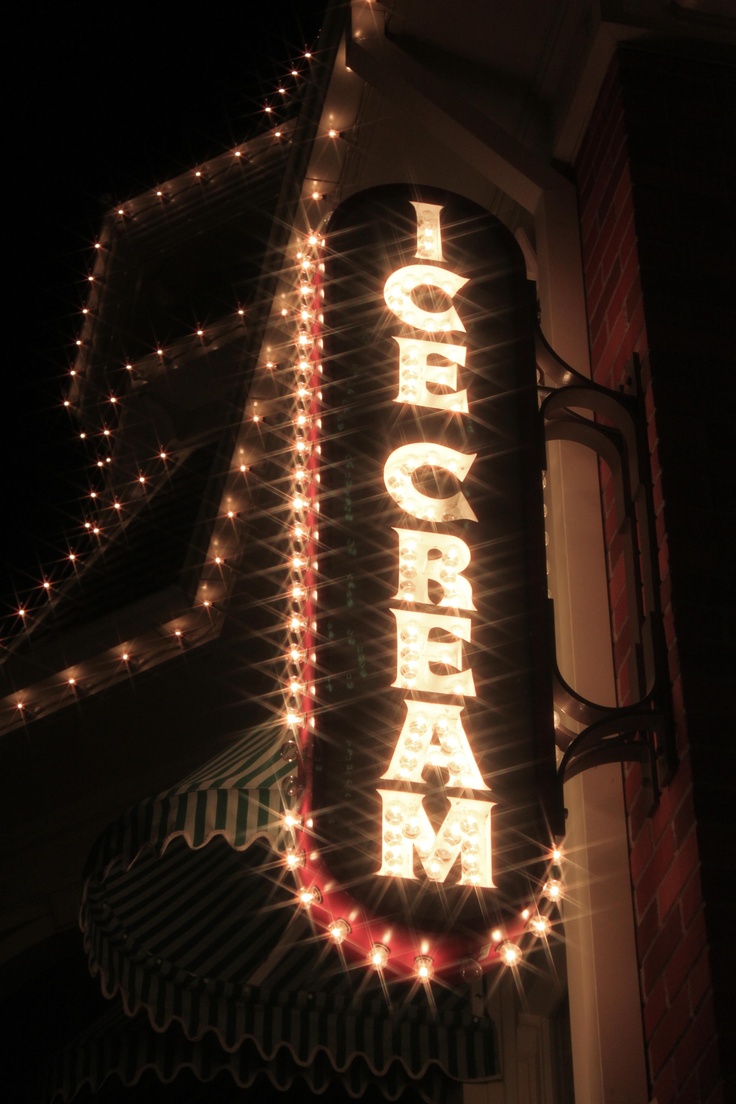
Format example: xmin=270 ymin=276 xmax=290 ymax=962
xmin=542 ymin=878 xmax=564 ymax=902
xmin=528 ymin=914 xmax=552 ymax=936
xmin=328 ymin=919 xmax=350 ymax=943
xmin=414 ymin=955 xmax=433 ymax=981
xmin=498 ymin=941 xmax=522 ymax=967
xmin=370 ymin=944 xmax=390 ymax=969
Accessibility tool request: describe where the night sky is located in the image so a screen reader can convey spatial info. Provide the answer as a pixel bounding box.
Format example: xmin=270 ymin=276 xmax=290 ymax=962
xmin=2 ymin=1 xmax=328 ymax=625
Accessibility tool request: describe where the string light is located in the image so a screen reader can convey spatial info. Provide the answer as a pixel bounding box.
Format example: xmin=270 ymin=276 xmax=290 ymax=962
xmin=414 ymin=956 xmax=433 ymax=981
xmin=328 ymin=919 xmax=350 ymax=944
xmin=498 ymin=941 xmax=522 ymax=967
xmin=370 ymin=944 xmax=390 ymax=969
xmin=285 ymin=848 xmax=305 ymax=870
xmin=528 ymin=914 xmax=552 ymax=936
xmin=542 ymin=878 xmax=564 ymax=902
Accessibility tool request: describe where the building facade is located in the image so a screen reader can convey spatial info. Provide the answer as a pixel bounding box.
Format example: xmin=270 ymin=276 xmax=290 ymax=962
xmin=1 ymin=3 xmax=733 ymax=1102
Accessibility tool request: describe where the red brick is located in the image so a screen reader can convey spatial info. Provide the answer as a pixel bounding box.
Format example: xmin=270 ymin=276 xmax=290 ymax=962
xmin=650 ymin=981 xmax=692 ymax=1076
xmin=617 ymin=657 xmax=632 ymax=707
xmin=694 ymin=1024 xmax=725 ymax=1101
xmin=642 ymin=903 xmax=683 ymax=998
xmin=680 ymin=871 xmax=705 ymax=931
xmin=629 ymin=780 xmax=654 ymax=843
xmin=652 ymin=761 xmax=691 ymax=844
xmin=637 ymin=896 xmax=661 ymax=960
xmin=674 ymin=1068 xmax=706 ymax=1104
xmin=665 ymin=910 xmax=708 ymax=1003
xmin=630 ymin=818 xmax=654 ymax=883
xmin=688 ymin=935 xmax=713 ymax=1010
xmin=652 ymin=1060 xmax=677 ymax=1104
xmin=673 ymin=791 xmax=696 ymax=848
xmin=644 ymin=971 xmax=669 ymax=1038
xmin=604 ymin=264 xmax=631 ymax=333
xmin=612 ymin=591 xmax=630 ymax=639
xmin=636 ymin=825 xmax=675 ymax=918
xmin=658 ymin=829 xmax=700 ymax=922
xmin=625 ymin=758 xmax=645 ymax=805
xmin=674 ymin=992 xmax=717 ymax=1086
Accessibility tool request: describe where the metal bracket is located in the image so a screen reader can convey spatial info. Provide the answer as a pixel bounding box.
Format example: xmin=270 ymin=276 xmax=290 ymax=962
xmin=538 ymin=328 xmax=676 ymax=809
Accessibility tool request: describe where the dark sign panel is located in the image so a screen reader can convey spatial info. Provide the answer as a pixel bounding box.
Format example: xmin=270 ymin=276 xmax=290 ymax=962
xmin=313 ymin=185 xmax=558 ymax=959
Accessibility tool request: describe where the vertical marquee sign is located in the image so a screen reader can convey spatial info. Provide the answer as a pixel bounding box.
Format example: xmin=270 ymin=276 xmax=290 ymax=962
xmin=315 ymin=185 xmax=559 ymax=964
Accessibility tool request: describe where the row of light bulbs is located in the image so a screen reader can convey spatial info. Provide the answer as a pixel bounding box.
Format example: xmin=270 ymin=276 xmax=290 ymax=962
xmin=268 ymin=231 xmax=568 ymax=982
xmin=4 ymin=40 xmax=331 ymax=638
xmin=2 ymin=46 xmax=329 ymax=720
xmin=284 ymin=807 xmax=566 ymax=978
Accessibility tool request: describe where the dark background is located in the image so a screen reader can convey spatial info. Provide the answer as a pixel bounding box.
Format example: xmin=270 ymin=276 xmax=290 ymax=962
xmin=2 ymin=1 xmax=328 ymax=622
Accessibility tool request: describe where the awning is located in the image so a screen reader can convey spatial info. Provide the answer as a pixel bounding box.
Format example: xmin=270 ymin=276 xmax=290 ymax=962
xmin=53 ymin=725 xmax=497 ymax=1101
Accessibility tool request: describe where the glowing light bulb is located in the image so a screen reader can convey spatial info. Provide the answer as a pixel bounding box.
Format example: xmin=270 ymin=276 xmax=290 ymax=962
xmin=551 ymin=846 xmax=564 ymax=864
xmin=414 ymin=955 xmax=433 ymax=981
xmin=370 ymin=944 xmax=390 ymax=969
xmin=285 ymin=848 xmax=305 ymax=870
xmin=42 ymin=581 xmax=51 ymax=590
xmin=328 ymin=919 xmax=350 ymax=943
xmin=159 ymin=451 xmax=167 ymax=460
xmin=283 ymin=812 xmax=302 ymax=830
xmin=498 ymin=941 xmax=522 ymax=967
xmin=298 ymin=886 xmax=321 ymax=907
xmin=17 ymin=608 xmax=26 ymax=618
xmin=67 ymin=678 xmax=76 ymax=686
xmin=121 ymin=653 xmax=130 ymax=662
xmin=542 ymin=878 xmax=564 ymax=902
xmin=138 ymin=475 xmax=146 ymax=484
xmin=529 ymin=914 xmax=552 ymax=936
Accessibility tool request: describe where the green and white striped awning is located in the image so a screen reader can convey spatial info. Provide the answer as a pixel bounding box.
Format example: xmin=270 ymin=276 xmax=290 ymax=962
xmin=59 ymin=724 xmax=496 ymax=1102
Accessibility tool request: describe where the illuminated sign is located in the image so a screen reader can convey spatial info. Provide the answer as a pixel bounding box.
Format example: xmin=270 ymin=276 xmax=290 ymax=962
xmin=315 ymin=185 xmax=558 ymax=959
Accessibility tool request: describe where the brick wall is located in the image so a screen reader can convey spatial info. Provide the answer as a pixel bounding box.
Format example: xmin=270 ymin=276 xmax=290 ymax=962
xmin=574 ymin=42 xmax=733 ymax=1104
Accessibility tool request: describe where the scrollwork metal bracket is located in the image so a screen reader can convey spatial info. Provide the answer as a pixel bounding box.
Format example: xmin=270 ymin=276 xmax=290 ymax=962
xmin=538 ymin=328 xmax=676 ymax=810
